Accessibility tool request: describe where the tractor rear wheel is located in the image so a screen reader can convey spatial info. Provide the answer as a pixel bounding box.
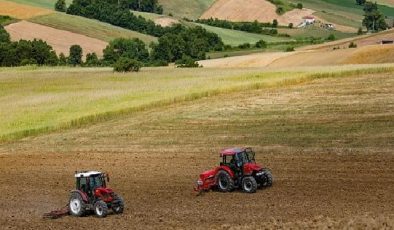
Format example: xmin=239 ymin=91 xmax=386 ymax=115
xmin=69 ymin=192 xmax=87 ymax=217
xmin=242 ymin=176 xmax=257 ymax=193
xmin=216 ymin=170 xmax=234 ymax=192
xmin=94 ymin=200 xmax=108 ymax=218
xmin=112 ymin=194 xmax=124 ymax=214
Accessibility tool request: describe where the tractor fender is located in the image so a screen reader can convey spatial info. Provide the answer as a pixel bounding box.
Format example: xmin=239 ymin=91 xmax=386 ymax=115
xmin=216 ymin=165 xmax=235 ymax=178
xmin=70 ymin=190 xmax=89 ymax=203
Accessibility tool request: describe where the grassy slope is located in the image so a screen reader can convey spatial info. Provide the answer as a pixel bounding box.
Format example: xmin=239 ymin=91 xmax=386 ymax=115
xmin=5 ymin=0 xmax=73 ymax=9
xmin=158 ymin=0 xmax=215 ymax=19
xmin=0 ymin=64 xmax=394 ymax=141
xmin=193 ymin=23 xmax=293 ymax=45
xmin=278 ymin=26 xmax=354 ymax=40
xmin=29 ymin=13 xmax=157 ymax=44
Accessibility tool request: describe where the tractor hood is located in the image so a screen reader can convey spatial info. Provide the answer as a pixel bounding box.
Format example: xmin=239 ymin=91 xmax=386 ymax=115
xmin=94 ymin=187 xmax=113 ymax=195
xmin=243 ymin=163 xmax=262 ymax=174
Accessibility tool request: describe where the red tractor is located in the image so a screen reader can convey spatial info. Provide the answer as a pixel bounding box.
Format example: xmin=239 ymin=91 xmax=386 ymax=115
xmin=69 ymin=171 xmax=124 ymax=218
xmin=195 ymin=148 xmax=273 ymax=193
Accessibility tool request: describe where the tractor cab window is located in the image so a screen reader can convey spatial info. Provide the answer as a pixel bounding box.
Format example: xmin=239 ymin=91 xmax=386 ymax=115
xmin=89 ymin=175 xmax=105 ymax=189
xmin=236 ymin=150 xmax=255 ymax=165
xmin=77 ymin=177 xmax=88 ymax=192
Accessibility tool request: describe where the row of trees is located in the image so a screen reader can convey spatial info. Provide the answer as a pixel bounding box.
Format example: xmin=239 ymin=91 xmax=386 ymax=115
xmin=196 ymin=18 xmax=279 ymax=34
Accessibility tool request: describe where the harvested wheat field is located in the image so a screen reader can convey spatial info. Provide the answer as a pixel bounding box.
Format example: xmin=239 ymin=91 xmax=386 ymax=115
xmin=199 ymin=52 xmax=293 ymax=68
xmin=0 ymin=0 xmax=52 ymax=19
xmin=0 ymin=68 xmax=394 ymax=229
xmin=200 ymin=0 xmax=314 ymax=25
xmin=5 ymin=21 xmax=108 ymax=57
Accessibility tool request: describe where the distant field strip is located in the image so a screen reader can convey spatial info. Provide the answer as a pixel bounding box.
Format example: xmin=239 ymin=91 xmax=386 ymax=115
xmin=0 ymin=0 xmax=52 ymax=19
xmin=5 ymin=0 xmax=73 ymax=9
xmin=29 ymin=13 xmax=157 ymax=44
xmin=1 ymin=65 xmax=394 ymax=142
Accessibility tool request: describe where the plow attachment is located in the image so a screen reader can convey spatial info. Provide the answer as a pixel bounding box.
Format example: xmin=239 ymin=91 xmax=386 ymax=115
xmin=43 ymin=205 xmax=69 ymax=219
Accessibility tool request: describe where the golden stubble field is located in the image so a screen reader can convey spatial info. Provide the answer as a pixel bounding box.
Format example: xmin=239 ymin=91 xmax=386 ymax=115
xmin=0 ymin=71 xmax=393 ymax=229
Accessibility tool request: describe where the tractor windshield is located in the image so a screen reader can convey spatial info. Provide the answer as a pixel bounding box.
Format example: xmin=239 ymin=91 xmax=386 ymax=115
xmin=89 ymin=174 xmax=106 ymax=189
xmin=238 ymin=150 xmax=255 ymax=164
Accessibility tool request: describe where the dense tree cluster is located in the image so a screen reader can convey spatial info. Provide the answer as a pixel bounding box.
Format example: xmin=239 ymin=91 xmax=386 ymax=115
xmin=196 ymin=18 xmax=279 ymax=34
xmin=0 ymin=27 xmax=58 ymax=67
xmin=55 ymin=0 xmax=67 ymax=12
xmin=66 ymin=0 xmax=165 ymax=37
xmin=110 ymin=0 xmax=163 ymax=14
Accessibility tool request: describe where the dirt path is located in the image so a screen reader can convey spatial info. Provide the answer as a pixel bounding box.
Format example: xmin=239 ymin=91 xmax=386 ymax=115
xmin=5 ymin=21 xmax=108 ymax=57
xmin=0 ymin=72 xmax=393 ymax=229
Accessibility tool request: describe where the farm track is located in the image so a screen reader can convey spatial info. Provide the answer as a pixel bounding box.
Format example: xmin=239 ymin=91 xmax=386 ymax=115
xmin=0 ymin=73 xmax=393 ymax=229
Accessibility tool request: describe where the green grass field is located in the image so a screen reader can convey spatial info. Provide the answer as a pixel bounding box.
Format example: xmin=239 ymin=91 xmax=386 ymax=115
xmin=192 ymin=23 xmax=294 ymax=46
xmin=158 ymin=0 xmax=214 ymax=19
xmin=1 ymin=64 xmax=394 ymax=142
xmin=29 ymin=13 xmax=157 ymax=44
xmin=5 ymin=0 xmax=73 ymax=9
xmin=278 ymin=26 xmax=355 ymax=40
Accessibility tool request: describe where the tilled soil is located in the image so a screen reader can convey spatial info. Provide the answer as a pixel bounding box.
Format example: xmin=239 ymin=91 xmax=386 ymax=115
xmin=0 ymin=73 xmax=393 ymax=229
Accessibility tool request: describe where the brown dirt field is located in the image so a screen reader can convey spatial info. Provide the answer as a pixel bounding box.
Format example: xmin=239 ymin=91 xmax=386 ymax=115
xmin=0 ymin=72 xmax=394 ymax=229
xmin=200 ymin=0 xmax=314 ymax=26
xmin=5 ymin=21 xmax=108 ymax=57
xmin=0 ymin=0 xmax=52 ymax=19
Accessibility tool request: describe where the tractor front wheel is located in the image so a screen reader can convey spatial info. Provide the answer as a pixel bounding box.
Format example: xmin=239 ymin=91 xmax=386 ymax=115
xmin=94 ymin=200 xmax=108 ymax=218
xmin=242 ymin=176 xmax=257 ymax=193
xmin=112 ymin=194 xmax=124 ymax=214
xmin=69 ymin=192 xmax=86 ymax=217
xmin=216 ymin=170 xmax=234 ymax=192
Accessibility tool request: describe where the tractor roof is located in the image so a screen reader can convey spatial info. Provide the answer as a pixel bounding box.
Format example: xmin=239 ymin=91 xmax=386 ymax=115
xmin=74 ymin=171 xmax=102 ymax=178
xmin=220 ymin=148 xmax=246 ymax=156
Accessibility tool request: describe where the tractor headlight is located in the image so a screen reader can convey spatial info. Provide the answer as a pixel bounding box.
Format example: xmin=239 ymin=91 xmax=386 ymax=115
xmin=197 ymin=180 xmax=203 ymax=186
xmin=256 ymin=171 xmax=264 ymax=177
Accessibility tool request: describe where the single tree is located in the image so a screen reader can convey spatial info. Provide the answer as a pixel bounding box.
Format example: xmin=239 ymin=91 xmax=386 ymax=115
xmin=113 ymin=57 xmax=142 ymax=72
xmin=362 ymin=1 xmax=387 ymax=32
xmin=85 ymin=52 xmax=100 ymax=66
xmin=356 ymin=0 xmax=366 ymax=5
xmin=58 ymin=53 xmax=67 ymax=65
xmin=55 ymin=0 xmax=67 ymax=12
xmin=68 ymin=45 xmax=83 ymax=66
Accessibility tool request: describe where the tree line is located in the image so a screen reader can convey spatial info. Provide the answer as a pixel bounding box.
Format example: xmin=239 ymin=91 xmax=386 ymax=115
xmin=195 ymin=18 xmax=279 ymax=35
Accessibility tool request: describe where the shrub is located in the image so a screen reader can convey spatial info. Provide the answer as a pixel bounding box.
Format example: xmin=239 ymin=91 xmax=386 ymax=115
xmin=288 ymin=23 xmax=293 ymax=29
xmin=238 ymin=43 xmax=251 ymax=49
xmin=255 ymin=40 xmax=267 ymax=48
xmin=297 ymin=3 xmax=303 ymax=9
xmin=175 ymin=55 xmax=200 ymax=68
xmin=286 ymin=46 xmax=295 ymax=52
xmin=326 ymin=34 xmax=336 ymax=41
xmin=348 ymin=42 xmax=357 ymax=48
xmin=55 ymin=0 xmax=67 ymax=12
xmin=85 ymin=52 xmax=100 ymax=66
xmin=357 ymin=27 xmax=363 ymax=35
xmin=113 ymin=57 xmax=142 ymax=72
xmin=272 ymin=19 xmax=278 ymax=28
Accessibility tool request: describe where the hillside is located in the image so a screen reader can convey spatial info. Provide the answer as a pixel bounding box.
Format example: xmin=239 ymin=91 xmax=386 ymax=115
xmin=4 ymin=0 xmax=73 ymax=9
xmin=5 ymin=20 xmax=108 ymax=57
xmin=0 ymin=0 xmax=52 ymax=19
xmin=201 ymin=0 xmax=314 ymax=26
xmin=158 ymin=0 xmax=215 ymax=19
xmin=29 ymin=13 xmax=157 ymax=44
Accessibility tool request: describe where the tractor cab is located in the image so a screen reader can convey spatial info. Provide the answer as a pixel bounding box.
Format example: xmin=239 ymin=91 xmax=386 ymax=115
xmin=220 ymin=148 xmax=258 ymax=174
xmin=75 ymin=171 xmax=109 ymax=196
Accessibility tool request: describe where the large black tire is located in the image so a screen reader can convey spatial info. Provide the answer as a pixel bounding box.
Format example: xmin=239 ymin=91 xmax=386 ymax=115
xmin=112 ymin=194 xmax=124 ymax=214
xmin=242 ymin=176 xmax=257 ymax=193
xmin=94 ymin=200 xmax=108 ymax=218
xmin=216 ymin=170 xmax=234 ymax=192
xmin=262 ymin=169 xmax=273 ymax=187
xmin=69 ymin=192 xmax=87 ymax=217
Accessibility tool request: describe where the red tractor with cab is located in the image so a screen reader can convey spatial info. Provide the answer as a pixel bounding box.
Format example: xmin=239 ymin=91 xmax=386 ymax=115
xmin=69 ymin=171 xmax=124 ymax=218
xmin=195 ymin=147 xmax=273 ymax=193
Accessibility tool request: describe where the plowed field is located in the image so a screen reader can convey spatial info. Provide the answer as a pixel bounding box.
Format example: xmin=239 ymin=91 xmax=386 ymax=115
xmin=0 ymin=71 xmax=393 ymax=229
